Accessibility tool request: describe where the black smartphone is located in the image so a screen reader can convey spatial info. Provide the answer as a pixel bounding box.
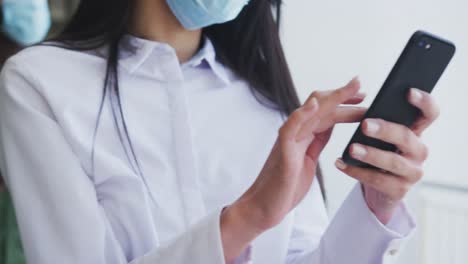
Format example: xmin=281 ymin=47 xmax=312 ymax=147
xmin=342 ymin=30 xmax=456 ymax=168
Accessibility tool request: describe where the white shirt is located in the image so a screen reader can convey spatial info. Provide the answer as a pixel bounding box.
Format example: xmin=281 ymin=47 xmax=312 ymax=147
xmin=0 ymin=35 xmax=415 ymax=264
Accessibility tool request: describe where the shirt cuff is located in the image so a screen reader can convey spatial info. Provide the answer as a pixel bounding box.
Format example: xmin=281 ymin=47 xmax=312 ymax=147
xmin=135 ymin=209 xmax=226 ymax=264
xmin=321 ymin=183 xmax=416 ymax=264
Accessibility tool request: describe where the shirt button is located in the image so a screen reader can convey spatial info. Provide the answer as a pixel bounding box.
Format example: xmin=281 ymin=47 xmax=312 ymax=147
xmin=388 ymin=249 xmax=398 ymax=256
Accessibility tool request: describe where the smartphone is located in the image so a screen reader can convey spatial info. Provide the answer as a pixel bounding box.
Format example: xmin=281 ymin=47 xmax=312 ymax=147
xmin=342 ymin=30 xmax=456 ymax=168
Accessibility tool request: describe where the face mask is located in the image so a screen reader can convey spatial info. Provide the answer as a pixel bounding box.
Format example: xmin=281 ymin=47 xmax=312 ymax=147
xmin=1 ymin=0 xmax=52 ymax=46
xmin=166 ymin=0 xmax=250 ymax=30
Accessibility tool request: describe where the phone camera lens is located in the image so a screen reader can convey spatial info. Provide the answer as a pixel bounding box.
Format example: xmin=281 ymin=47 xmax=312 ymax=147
xmin=418 ymin=40 xmax=432 ymax=50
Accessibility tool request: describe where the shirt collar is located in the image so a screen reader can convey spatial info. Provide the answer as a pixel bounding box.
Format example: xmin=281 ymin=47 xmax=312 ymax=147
xmin=118 ymin=34 xmax=231 ymax=85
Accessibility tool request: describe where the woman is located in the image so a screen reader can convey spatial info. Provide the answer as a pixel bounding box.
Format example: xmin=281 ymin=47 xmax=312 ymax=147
xmin=0 ymin=0 xmax=51 ymax=263
xmin=0 ymin=0 xmax=438 ymax=263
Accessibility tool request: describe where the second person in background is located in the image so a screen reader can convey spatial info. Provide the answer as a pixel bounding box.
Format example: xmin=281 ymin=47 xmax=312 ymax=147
xmin=0 ymin=0 xmax=51 ymax=263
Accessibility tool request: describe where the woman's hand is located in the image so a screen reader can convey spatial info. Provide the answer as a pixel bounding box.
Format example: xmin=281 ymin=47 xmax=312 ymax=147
xmin=220 ymin=78 xmax=367 ymax=263
xmin=335 ymin=88 xmax=440 ymax=224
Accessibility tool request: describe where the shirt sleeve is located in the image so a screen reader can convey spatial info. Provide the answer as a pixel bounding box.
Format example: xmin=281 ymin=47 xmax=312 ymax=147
xmin=286 ymin=180 xmax=416 ymax=264
xmin=0 ymin=58 xmax=230 ymax=264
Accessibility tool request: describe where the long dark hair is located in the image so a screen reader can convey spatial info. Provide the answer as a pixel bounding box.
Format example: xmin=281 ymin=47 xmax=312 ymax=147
xmin=53 ymin=0 xmax=326 ymax=201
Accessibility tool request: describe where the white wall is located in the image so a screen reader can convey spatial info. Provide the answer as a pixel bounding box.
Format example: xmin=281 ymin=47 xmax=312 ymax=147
xmin=282 ymin=1 xmax=468 ymax=263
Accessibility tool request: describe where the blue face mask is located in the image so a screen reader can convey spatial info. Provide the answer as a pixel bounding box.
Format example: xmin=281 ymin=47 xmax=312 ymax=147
xmin=166 ymin=0 xmax=250 ymax=30
xmin=1 ymin=0 xmax=52 ymax=46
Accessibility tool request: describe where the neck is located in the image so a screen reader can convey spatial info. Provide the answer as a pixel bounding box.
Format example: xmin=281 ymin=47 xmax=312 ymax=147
xmin=131 ymin=0 xmax=202 ymax=63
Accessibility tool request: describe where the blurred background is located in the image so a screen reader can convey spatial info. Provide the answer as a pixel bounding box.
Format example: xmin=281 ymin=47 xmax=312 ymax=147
xmin=282 ymin=1 xmax=468 ymax=264
xmin=38 ymin=0 xmax=468 ymax=263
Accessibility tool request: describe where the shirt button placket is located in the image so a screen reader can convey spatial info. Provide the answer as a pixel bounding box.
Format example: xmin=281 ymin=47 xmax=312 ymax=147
xmin=166 ymin=62 xmax=207 ymax=229
xmin=382 ymin=239 xmax=403 ymax=263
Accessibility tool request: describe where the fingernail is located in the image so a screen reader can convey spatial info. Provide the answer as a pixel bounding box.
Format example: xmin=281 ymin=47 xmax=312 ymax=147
xmin=410 ymin=88 xmax=423 ymax=103
xmin=365 ymin=119 xmax=380 ymax=134
xmin=335 ymin=158 xmax=347 ymax=170
xmin=354 ymin=91 xmax=367 ymax=98
xmin=351 ymin=144 xmax=367 ymax=159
